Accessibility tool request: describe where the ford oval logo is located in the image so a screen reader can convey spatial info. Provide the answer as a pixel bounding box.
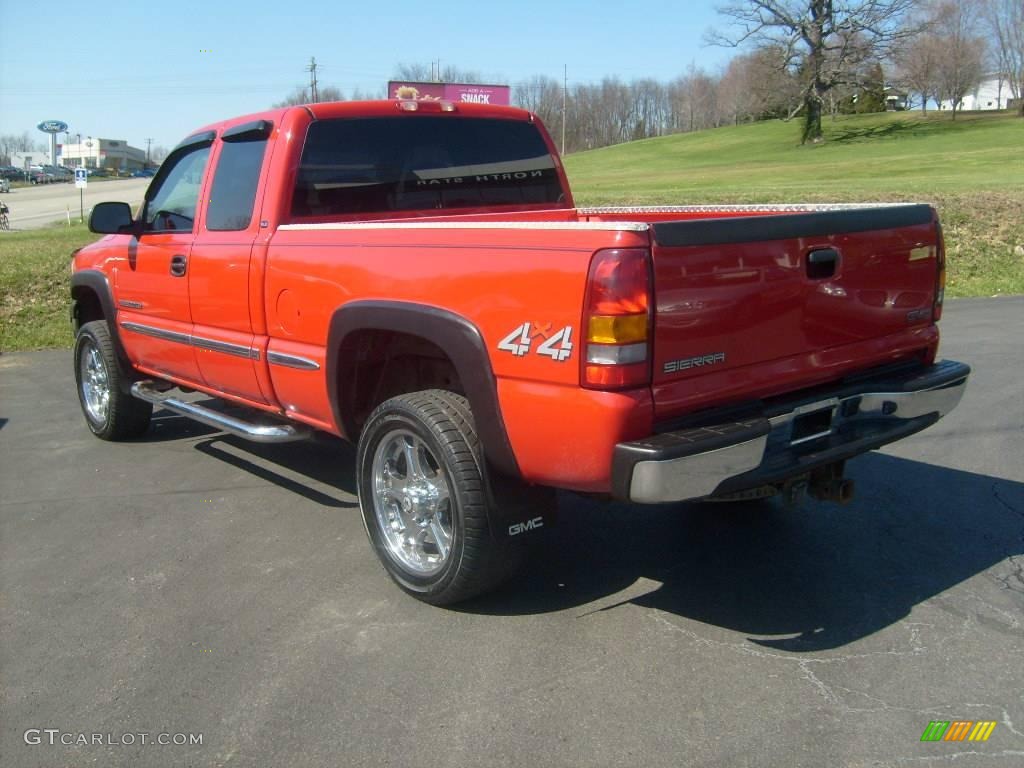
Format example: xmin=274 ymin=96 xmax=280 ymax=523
xmin=37 ymin=120 xmax=68 ymax=133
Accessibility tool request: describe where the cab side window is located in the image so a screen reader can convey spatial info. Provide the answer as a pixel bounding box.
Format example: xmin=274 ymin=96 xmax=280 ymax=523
xmin=206 ymin=135 xmax=269 ymax=231
xmin=144 ymin=145 xmax=211 ymax=232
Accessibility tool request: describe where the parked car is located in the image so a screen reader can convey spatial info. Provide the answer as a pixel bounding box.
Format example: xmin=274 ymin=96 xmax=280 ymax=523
xmin=131 ymin=168 xmax=157 ymax=178
xmin=43 ymin=165 xmax=72 ymax=182
xmin=86 ymin=168 xmax=110 ymax=177
xmin=73 ymin=100 xmax=969 ymax=605
xmin=0 ymin=177 xmax=10 ymax=193
xmin=28 ymin=167 xmax=53 ymax=184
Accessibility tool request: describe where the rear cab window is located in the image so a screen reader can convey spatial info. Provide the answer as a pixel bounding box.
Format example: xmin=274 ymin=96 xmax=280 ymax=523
xmin=290 ymin=116 xmax=565 ymax=219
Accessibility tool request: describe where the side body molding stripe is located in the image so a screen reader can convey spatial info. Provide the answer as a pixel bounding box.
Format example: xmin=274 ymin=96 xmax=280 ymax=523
xmin=327 ymin=301 xmax=520 ymax=479
xmin=267 ymin=351 xmax=321 ymax=370
xmin=121 ymin=321 xmax=261 ymax=360
xmin=121 ymin=321 xmax=191 ymax=346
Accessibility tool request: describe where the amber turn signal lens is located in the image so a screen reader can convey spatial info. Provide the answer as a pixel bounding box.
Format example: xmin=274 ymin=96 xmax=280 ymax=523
xmin=587 ymin=313 xmax=648 ymax=344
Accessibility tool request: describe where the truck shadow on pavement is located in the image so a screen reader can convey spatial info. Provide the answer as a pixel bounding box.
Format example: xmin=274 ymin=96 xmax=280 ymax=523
xmin=193 ymin=433 xmax=359 ymax=509
xmin=136 ymin=410 xmax=1023 ymax=651
xmin=464 ymin=452 xmax=1024 ymax=651
xmin=142 ymin=409 xmax=359 ymax=508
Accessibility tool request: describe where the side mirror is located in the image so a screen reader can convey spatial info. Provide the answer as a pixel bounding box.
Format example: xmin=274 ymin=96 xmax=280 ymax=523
xmin=89 ymin=201 xmax=135 ymax=234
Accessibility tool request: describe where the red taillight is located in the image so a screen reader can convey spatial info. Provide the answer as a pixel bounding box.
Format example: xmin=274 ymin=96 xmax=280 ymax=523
xmin=934 ymin=221 xmax=946 ymax=322
xmin=581 ymin=248 xmax=652 ymax=390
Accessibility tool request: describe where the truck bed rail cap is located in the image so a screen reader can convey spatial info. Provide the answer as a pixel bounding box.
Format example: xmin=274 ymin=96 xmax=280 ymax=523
xmin=648 ymin=203 xmax=934 ymax=247
xmin=579 ymin=202 xmax=916 ymax=215
xmin=279 ymin=221 xmax=649 ymax=232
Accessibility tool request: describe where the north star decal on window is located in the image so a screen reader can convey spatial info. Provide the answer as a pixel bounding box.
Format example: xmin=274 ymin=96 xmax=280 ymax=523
xmin=497 ymin=322 xmax=574 ymax=361
xmin=663 ymin=352 xmax=726 ymax=374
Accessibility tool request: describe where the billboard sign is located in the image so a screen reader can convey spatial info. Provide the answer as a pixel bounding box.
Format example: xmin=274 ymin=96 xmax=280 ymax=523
xmin=37 ymin=120 xmax=68 ymax=134
xmin=388 ymin=81 xmax=511 ymax=106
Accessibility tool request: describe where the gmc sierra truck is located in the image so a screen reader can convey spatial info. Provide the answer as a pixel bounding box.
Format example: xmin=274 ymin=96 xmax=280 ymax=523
xmin=71 ymin=99 xmax=970 ymax=604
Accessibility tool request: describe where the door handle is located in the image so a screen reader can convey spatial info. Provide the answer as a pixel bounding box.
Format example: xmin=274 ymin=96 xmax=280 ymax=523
xmin=170 ymin=254 xmax=187 ymax=277
xmin=807 ymin=248 xmax=839 ymax=279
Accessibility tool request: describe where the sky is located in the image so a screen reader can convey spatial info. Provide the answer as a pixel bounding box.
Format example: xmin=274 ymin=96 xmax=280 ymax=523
xmin=0 ymin=0 xmax=732 ymax=153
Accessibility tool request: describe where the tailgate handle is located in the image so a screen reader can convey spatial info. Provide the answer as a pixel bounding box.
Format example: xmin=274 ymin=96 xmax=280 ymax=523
xmin=807 ymin=248 xmax=838 ymax=279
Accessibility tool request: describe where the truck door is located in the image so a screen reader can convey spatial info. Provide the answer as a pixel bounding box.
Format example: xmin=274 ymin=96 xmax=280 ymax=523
xmin=115 ymin=135 xmax=212 ymax=385
xmin=188 ymin=120 xmax=274 ymax=405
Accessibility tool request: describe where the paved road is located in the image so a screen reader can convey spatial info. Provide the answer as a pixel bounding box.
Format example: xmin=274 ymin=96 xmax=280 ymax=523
xmin=0 ymin=178 xmax=148 ymax=229
xmin=1 ymin=297 xmax=1022 ymax=768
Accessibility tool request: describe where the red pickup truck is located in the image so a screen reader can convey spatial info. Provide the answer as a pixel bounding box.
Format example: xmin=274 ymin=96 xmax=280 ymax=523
xmin=71 ymin=100 xmax=969 ymax=604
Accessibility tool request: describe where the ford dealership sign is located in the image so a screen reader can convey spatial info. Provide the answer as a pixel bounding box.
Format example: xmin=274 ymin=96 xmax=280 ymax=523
xmin=37 ymin=120 xmax=68 ymax=134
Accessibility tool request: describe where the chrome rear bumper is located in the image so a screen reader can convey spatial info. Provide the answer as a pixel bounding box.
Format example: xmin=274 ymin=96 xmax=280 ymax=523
xmin=612 ymin=360 xmax=970 ymax=504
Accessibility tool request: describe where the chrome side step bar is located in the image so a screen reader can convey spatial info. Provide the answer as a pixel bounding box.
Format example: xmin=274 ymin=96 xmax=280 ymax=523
xmin=131 ymin=381 xmax=312 ymax=443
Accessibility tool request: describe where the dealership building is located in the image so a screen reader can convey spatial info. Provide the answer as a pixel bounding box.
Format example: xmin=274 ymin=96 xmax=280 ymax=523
xmin=59 ymin=138 xmax=147 ymax=171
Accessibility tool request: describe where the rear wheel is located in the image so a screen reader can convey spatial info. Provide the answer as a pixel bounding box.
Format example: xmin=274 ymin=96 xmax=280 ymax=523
xmin=356 ymin=389 xmax=521 ymax=605
xmin=74 ymin=320 xmax=152 ymax=440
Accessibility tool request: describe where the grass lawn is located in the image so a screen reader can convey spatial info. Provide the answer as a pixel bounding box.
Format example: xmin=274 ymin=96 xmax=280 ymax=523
xmin=565 ymin=110 xmax=1024 ymax=297
xmin=0 ymin=221 xmax=92 ymax=351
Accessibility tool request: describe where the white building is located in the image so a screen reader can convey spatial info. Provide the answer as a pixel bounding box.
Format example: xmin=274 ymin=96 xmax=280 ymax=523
xmin=11 ymin=151 xmax=51 ymax=170
xmin=59 ymin=138 xmax=146 ymax=170
xmin=939 ymin=74 xmax=1018 ymax=112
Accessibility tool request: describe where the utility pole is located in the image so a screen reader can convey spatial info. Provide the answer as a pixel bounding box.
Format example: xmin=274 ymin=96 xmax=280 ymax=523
xmin=307 ymin=57 xmax=319 ymax=103
xmin=144 ymin=138 xmax=153 ymax=167
xmin=561 ymin=64 xmax=567 ymax=157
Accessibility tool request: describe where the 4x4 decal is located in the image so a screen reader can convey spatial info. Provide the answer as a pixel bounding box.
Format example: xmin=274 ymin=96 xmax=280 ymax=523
xmin=497 ymin=322 xmax=574 ymax=362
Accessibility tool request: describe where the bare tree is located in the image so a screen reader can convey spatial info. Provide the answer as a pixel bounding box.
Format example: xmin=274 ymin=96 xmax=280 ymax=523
xmin=894 ymin=22 xmax=944 ymax=112
xmin=393 ymin=63 xmax=484 ymax=83
xmin=0 ymin=134 xmax=15 ymax=164
xmin=719 ymin=54 xmax=769 ymax=124
xmin=632 ymin=78 xmax=669 ymax=138
xmin=670 ymin=65 xmax=721 ymax=133
xmin=931 ymin=0 xmax=986 ymax=118
xmin=710 ymin=0 xmax=919 ymax=143
xmin=0 ymin=131 xmax=38 ymax=160
xmin=273 ymin=85 xmax=310 ymax=107
xmin=983 ymin=0 xmax=1024 ymax=116
xmin=513 ymin=75 xmax=563 ymax=125
xmin=273 ymin=84 xmax=344 ymax=107
xmin=514 ymin=75 xmax=569 ymax=148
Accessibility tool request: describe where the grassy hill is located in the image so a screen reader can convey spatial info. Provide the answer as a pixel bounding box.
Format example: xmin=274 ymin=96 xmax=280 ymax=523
xmin=565 ymin=111 xmax=1024 ymax=296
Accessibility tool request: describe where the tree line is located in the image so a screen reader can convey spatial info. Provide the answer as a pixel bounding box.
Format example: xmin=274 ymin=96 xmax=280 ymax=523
xmin=277 ymin=0 xmax=1022 ymax=152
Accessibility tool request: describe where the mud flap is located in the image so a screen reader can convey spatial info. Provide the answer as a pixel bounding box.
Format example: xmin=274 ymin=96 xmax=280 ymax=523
xmin=484 ymin=461 xmax=558 ymax=542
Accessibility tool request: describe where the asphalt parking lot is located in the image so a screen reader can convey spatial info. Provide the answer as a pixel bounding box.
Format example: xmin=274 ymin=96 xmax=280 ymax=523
xmin=1 ymin=297 xmax=1022 ymax=768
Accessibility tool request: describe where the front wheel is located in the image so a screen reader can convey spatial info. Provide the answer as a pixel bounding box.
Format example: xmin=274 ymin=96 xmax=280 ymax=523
xmin=74 ymin=320 xmax=152 ymax=440
xmin=356 ymin=390 xmax=521 ymax=605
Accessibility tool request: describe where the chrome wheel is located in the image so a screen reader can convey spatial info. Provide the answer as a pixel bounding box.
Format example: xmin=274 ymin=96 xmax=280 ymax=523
xmin=371 ymin=429 xmax=454 ymax=576
xmin=79 ymin=339 xmax=110 ymax=424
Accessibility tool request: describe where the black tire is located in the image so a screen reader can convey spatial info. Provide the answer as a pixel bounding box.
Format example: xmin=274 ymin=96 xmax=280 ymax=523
xmin=74 ymin=320 xmax=152 ymax=440
xmin=356 ymin=389 xmax=522 ymax=605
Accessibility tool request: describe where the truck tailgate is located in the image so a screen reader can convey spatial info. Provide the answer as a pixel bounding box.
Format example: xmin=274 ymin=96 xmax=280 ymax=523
xmin=649 ymin=204 xmax=941 ymax=421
